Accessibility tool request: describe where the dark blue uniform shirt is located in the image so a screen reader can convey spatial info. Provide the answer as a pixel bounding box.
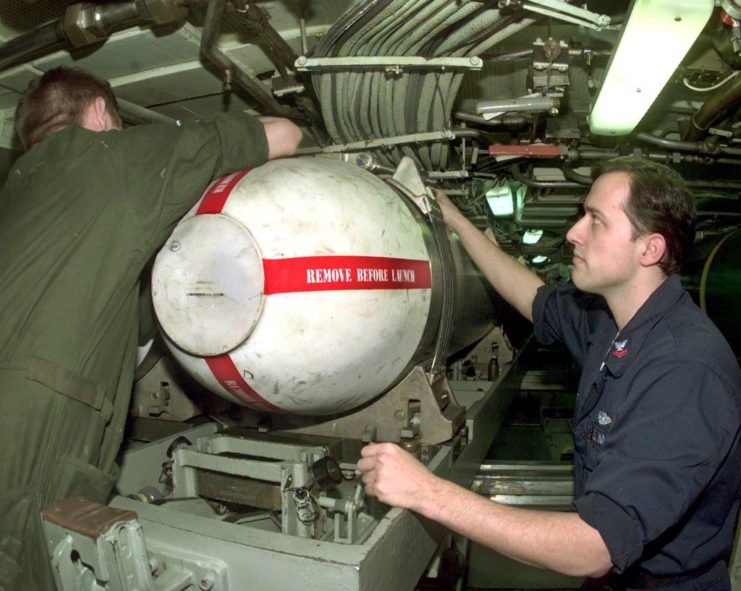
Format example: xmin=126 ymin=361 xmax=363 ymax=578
xmin=533 ymin=275 xmax=741 ymax=587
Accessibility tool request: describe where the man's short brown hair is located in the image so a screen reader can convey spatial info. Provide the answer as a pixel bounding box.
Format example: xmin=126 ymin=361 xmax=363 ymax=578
xmin=14 ymin=66 xmax=122 ymax=150
xmin=591 ymin=157 xmax=696 ymax=276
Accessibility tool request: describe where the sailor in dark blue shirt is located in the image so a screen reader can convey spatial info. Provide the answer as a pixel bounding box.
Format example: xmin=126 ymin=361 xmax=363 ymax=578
xmin=535 ymin=276 xmax=739 ymax=589
xmin=357 ymin=157 xmax=740 ymax=590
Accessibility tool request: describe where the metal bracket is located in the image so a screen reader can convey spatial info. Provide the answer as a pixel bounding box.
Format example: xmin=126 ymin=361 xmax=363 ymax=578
xmin=476 ymin=95 xmax=561 ymax=120
xmin=42 ymin=496 xmax=217 ymax=590
xmin=295 ymin=55 xmax=483 ymax=72
xmin=296 ymin=130 xmax=455 ymax=155
xmin=517 ymin=0 xmax=611 ymax=30
xmin=389 ymin=156 xmax=433 ymax=213
xmin=282 ymin=366 xmax=466 ymax=445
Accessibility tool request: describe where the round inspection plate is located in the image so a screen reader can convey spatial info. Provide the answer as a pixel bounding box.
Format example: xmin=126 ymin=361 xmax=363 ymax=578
xmin=152 ymin=214 xmax=264 ymax=357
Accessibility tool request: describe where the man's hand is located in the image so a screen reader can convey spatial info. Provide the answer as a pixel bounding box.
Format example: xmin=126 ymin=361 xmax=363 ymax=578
xmin=429 ymin=187 xmax=542 ymax=321
xmin=357 ymin=442 xmax=612 ymax=577
xmin=430 ymin=187 xmax=468 ymax=232
xmin=357 ymin=442 xmax=437 ymax=510
xmin=258 ymin=116 xmax=302 ymax=160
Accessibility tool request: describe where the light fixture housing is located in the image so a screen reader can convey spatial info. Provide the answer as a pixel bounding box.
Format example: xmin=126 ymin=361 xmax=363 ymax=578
xmin=485 ymin=185 xmax=515 ymax=216
xmin=588 ymin=0 xmax=715 ymax=136
xmin=523 ymin=229 xmax=544 ymax=245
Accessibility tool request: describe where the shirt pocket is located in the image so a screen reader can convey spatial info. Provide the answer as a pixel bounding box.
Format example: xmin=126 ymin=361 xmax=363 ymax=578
xmin=53 ymin=453 xmax=118 ymax=504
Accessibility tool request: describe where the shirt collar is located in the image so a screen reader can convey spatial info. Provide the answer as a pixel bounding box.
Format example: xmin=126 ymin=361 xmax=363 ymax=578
xmin=602 ymin=275 xmax=685 ymax=377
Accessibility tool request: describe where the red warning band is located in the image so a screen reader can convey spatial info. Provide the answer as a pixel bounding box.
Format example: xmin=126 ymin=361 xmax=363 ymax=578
xmin=263 ymin=255 xmax=432 ymax=294
xmin=205 ymin=355 xmax=281 ymax=412
xmin=196 ymin=169 xmax=251 ymax=215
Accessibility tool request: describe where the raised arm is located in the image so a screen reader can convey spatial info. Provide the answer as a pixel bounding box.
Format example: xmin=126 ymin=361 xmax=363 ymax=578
xmin=433 ymin=188 xmax=544 ymax=322
xmin=258 ymin=116 xmax=303 ymax=160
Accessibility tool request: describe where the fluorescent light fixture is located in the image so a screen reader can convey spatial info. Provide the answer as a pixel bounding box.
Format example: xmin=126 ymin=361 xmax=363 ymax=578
xmin=588 ymin=0 xmax=714 ymax=136
xmin=485 ymin=185 xmax=515 ymax=216
xmin=523 ymin=229 xmax=544 ymax=245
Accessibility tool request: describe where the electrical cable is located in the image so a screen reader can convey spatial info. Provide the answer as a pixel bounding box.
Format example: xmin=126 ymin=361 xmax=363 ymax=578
xmin=683 ymin=70 xmax=739 ymax=93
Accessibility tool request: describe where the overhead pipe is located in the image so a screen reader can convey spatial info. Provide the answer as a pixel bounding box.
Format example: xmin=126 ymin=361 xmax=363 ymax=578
xmin=568 ymin=144 xmax=741 ymax=168
xmin=511 ymin=156 xmax=741 ymax=191
xmin=0 ymin=21 xmax=67 ymax=72
xmin=683 ymin=71 xmax=741 ymax=141
xmin=200 ymin=0 xmax=304 ymax=120
xmin=61 ymin=2 xmax=146 ymax=46
xmin=117 ymin=98 xmax=176 ymax=125
xmin=236 ymin=4 xmax=323 ymax=109
xmin=234 ymin=3 xmax=326 ymax=134
xmin=238 ymin=3 xmax=298 ymax=80
xmin=0 ymin=1 xmax=186 ymax=74
xmin=637 ymin=132 xmax=741 ymax=157
xmin=0 ymin=0 xmax=307 ymax=123
xmin=686 ymin=178 xmax=741 ymax=190
xmin=452 ymin=128 xmax=483 ymax=139
xmin=0 ymin=0 xmax=298 ymax=132
xmin=486 ymin=47 xmax=612 ymax=63
xmin=454 ymin=111 xmax=530 ymax=127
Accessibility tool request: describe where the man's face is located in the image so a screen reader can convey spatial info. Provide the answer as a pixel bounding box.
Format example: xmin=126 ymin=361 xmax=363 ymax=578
xmin=566 ymin=171 xmax=644 ymax=297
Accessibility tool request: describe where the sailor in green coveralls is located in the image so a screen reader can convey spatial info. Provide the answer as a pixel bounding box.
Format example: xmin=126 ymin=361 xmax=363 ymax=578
xmin=0 ymin=66 xmax=302 ymax=590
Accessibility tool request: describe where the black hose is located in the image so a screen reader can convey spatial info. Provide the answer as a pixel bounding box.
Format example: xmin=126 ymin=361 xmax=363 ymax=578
xmin=637 ymin=132 xmax=741 ymax=157
xmin=562 ymin=161 xmax=592 ymax=185
xmin=312 ymin=0 xmax=391 ymax=58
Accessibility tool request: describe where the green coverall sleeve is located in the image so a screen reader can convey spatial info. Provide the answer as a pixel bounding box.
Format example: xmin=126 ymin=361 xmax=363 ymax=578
xmin=112 ymin=110 xmax=269 ymax=248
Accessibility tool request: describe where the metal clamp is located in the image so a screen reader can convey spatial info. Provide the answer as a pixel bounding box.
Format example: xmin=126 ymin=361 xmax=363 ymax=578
xmin=426 ymin=195 xmax=456 ymax=379
xmin=388 ymin=157 xmax=456 ymax=380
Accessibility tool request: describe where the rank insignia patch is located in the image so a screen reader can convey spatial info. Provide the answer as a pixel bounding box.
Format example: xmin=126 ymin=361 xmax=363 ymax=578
xmin=612 ymin=339 xmax=628 ymax=358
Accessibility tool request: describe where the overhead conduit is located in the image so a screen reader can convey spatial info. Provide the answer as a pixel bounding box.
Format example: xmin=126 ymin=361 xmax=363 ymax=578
xmin=313 ymin=0 xmax=464 ymax=167
xmin=313 ymin=0 xmax=739 ymax=176
xmin=405 ymin=3 xmax=500 ymax=169
xmin=417 ymin=11 xmax=536 ymax=170
xmin=311 ymin=0 xmax=535 ymax=172
xmin=311 ymin=0 xmax=391 ymax=144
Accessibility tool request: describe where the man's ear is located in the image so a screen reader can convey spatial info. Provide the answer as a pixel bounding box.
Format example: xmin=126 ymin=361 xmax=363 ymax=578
xmin=92 ymin=96 xmax=110 ymax=128
xmin=639 ymin=233 xmax=666 ymax=267
xmin=81 ymin=97 xmax=109 ymax=131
